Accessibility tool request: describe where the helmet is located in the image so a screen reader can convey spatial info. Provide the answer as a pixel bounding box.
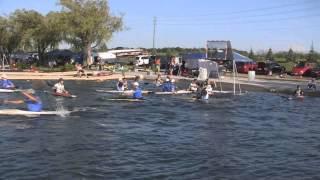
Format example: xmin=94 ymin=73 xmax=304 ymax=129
xmin=133 ymin=82 xmax=139 ymax=87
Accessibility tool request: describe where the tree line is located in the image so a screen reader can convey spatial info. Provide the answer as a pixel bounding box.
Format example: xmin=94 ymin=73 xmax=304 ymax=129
xmin=246 ymin=45 xmax=319 ymax=63
xmin=0 ymin=0 xmax=123 ymax=65
xmin=151 ymin=46 xmax=319 ymax=64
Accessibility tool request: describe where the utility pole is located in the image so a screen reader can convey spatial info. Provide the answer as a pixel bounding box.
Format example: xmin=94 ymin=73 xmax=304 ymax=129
xmin=152 ymin=16 xmax=157 ymax=55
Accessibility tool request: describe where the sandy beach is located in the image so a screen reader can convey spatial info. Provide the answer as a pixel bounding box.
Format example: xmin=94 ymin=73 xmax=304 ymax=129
xmin=2 ymin=71 xmax=130 ymax=81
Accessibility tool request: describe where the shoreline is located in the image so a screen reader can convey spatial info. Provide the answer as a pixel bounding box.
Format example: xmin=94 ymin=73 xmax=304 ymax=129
xmin=3 ymin=71 xmax=320 ymax=97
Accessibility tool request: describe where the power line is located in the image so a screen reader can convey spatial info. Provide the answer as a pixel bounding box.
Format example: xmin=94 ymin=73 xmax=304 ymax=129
xmin=157 ymin=13 xmax=320 ymax=26
xmin=157 ymin=0 xmax=315 ymax=20
xmin=156 ymin=6 xmax=319 ymax=23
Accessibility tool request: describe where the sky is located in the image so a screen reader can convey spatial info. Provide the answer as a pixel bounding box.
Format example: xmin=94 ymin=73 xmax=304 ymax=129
xmin=0 ymin=0 xmax=320 ymax=52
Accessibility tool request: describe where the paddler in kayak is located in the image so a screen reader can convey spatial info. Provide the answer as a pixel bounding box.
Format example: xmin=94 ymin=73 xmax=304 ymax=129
xmin=53 ymin=78 xmax=70 ymax=96
xmin=294 ymin=85 xmax=304 ymax=97
xmin=205 ymin=79 xmax=213 ymax=95
xmin=196 ymin=82 xmax=209 ymax=100
xmin=189 ymin=79 xmax=198 ymax=92
xmin=0 ymin=74 xmax=16 ymax=89
xmin=116 ymin=78 xmax=125 ymax=91
xmin=162 ymin=78 xmax=175 ymax=92
xmin=155 ymin=74 xmax=163 ymax=87
xmin=4 ymin=89 xmax=43 ymax=112
xmin=132 ymin=82 xmax=143 ymax=99
xmin=123 ymin=77 xmax=128 ymax=90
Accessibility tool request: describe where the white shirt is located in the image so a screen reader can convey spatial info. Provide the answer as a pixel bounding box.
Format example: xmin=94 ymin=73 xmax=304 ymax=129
xmin=189 ymin=83 xmax=198 ymax=92
xmin=206 ymin=85 xmax=213 ymax=93
xmin=54 ymin=83 xmax=65 ymax=94
xmin=117 ymin=82 xmax=125 ymax=91
xmin=202 ymin=93 xmax=209 ymax=100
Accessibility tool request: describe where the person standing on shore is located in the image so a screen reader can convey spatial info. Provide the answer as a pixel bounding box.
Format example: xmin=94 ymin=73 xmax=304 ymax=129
xmin=154 ymin=56 xmax=161 ymax=73
xmin=168 ymin=57 xmax=175 ymax=75
xmin=75 ymin=63 xmax=88 ymax=78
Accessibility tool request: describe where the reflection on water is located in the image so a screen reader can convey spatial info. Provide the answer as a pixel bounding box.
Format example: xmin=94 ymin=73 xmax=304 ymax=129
xmin=0 ymin=80 xmax=320 ymax=179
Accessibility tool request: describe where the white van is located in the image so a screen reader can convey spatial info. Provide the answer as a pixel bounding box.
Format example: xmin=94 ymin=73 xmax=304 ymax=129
xmin=135 ymin=55 xmax=150 ymax=66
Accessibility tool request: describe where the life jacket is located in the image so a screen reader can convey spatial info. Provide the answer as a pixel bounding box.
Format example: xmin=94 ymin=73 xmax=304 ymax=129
xmin=133 ymin=88 xmax=143 ymax=99
xmin=162 ymin=82 xmax=172 ymax=92
xmin=117 ymin=82 xmax=124 ymax=91
xmin=0 ymin=79 xmax=14 ymax=89
xmin=25 ymin=97 xmax=43 ymax=112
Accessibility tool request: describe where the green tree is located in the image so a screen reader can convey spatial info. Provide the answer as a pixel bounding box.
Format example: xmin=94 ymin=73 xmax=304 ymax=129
xmin=248 ymin=48 xmax=255 ymax=60
xmin=59 ymin=0 xmax=123 ymax=65
xmin=266 ymin=48 xmax=274 ymax=61
xmin=0 ymin=15 xmax=23 ymax=62
xmin=11 ymin=10 xmax=63 ymax=64
xmin=286 ymin=48 xmax=295 ymax=62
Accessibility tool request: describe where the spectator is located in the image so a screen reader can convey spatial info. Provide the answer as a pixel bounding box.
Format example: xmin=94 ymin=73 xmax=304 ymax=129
xmin=168 ymin=56 xmax=175 ymax=75
xmin=75 ymin=63 xmax=88 ymax=78
xmin=154 ymin=56 xmax=161 ymax=73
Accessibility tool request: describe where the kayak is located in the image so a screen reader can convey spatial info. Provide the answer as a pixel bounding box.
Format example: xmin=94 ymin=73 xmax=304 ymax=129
xmin=52 ymin=92 xmax=77 ymax=98
xmin=154 ymin=90 xmax=193 ymax=95
xmin=105 ymin=98 xmax=145 ymax=102
xmin=288 ymin=96 xmax=304 ymax=100
xmin=0 ymin=89 xmax=16 ymax=93
xmin=210 ymin=90 xmax=235 ymax=94
xmin=96 ymin=90 xmax=152 ymax=94
xmin=0 ymin=109 xmax=71 ymax=116
xmin=0 ymin=89 xmax=31 ymax=93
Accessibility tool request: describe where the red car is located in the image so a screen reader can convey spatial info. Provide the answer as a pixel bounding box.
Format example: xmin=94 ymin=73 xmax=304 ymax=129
xmin=236 ymin=62 xmax=257 ymax=73
xmin=291 ymin=62 xmax=316 ymax=76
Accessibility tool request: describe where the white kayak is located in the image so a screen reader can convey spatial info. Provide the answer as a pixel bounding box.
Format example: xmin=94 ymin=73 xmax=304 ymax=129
xmin=0 ymin=89 xmax=22 ymax=93
xmin=0 ymin=88 xmax=34 ymax=93
xmin=0 ymin=109 xmax=71 ymax=116
xmin=154 ymin=90 xmax=193 ymax=95
xmin=96 ymin=90 xmax=152 ymax=94
xmin=106 ymin=99 xmax=145 ymax=102
xmin=52 ymin=92 xmax=77 ymax=98
xmin=210 ymin=90 xmax=235 ymax=94
xmin=288 ymin=96 xmax=304 ymax=100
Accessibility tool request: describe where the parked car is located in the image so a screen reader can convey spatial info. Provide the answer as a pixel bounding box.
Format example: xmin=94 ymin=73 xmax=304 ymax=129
xmin=256 ymin=61 xmax=285 ymax=75
xmin=236 ymin=61 xmax=257 ymax=73
xmin=291 ymin=62 xmax=316 ymax=76
xmin=310 ymin=65 xmax=320 ymax=78
xmin=135 ymin=55 xmax=150 ymax=66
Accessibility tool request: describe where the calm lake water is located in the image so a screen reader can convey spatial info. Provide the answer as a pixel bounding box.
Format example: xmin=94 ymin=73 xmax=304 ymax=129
xmin=0 ymin=80 xmax=319 ymax=179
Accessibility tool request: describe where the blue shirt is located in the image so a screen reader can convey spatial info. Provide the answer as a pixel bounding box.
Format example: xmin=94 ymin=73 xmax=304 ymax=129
xmin=162 ymin=82 xmax=172 ymax=92
xmin=25 ymin=97 xmax=43 ymax=112
xmin=0 ymin=79 xmax=14 ymax=89
xmin=133 ymin=88 xmax=143 ymax=99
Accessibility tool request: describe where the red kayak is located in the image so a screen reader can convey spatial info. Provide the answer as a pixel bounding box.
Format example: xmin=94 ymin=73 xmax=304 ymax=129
xmin=52 ymin=92 xmax=77 ymax=98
